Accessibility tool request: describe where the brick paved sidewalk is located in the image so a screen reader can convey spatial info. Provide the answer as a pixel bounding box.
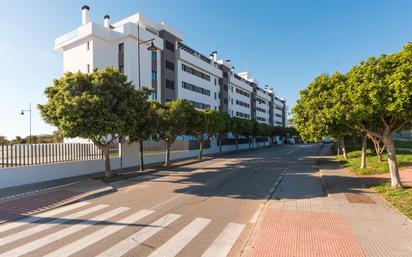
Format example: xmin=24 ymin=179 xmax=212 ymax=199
xmin=0 ymin=179 xmax=113 ymax=224
xmin=249 ymin=146 xmax=412 ymax=257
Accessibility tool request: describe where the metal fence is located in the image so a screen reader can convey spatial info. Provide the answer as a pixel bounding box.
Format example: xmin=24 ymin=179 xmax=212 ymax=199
xmin=0 ymin=143 xmax=119 ymax=168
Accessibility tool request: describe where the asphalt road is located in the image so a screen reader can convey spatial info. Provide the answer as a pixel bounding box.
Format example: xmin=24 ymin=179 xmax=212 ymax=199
xmin=0 ymin=144 xmax=319 ymax=257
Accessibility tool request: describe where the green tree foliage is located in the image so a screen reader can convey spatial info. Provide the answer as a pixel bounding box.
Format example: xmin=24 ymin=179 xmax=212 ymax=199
xmin=126 ymin=89 xmax=154 ymax=171
xmin=0 ymin=136 xmax=9 ymax=145
xmin=154 ymin=99 xmax=194 ymax=166
xmin=39 ymin=67 xmax=145 ymax=178
xmin=293 ymin=43 xmax=412 ymax=188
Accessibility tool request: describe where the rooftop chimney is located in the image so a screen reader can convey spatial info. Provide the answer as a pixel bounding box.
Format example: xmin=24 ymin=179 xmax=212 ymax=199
xmin=210 ymin=51 xmax=217 ymax=62
xmin=104 ymin=15 xmax=110 ymax=28
xmin=82 ymin=5 xmax=90 ymax=25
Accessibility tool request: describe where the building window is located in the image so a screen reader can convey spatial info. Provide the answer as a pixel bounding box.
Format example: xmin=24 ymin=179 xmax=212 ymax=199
xmin=236 ymin=111 xmax=250 ymax=119
xmin=165 ymin=61 xmax=175 ymax=70
xmin=86 ymin=41 xmax=90 ymax=51
xmin=257 ymin=107 xmax=267 ymax=113
xmin=181 ymin=64 xmax=211 ymax=81
xmin=166 ymin=79 xmax=175 ymax=90
xmin=152 ymin=71 xmax=157 ymax=80
xmin=257 ymin=116 xmax=267 ymax=122
xmin=224 ymin=84 xmax=228 ymax=91
xmin=231 ymin=110 xmax=234 ymax=116
xmin=223 ymin=72 xmax=228 ymax=78
xmin=231 ymin=98 xmax=233 ymax=105
xmin=236 ymin=100 xmax=250 ymax=108
xmin=151 ymin=91 xmax=157 ymax=100
xmin=86 ymin=64 xmax=90 ymax=73
xmin=214 ymin=92 xmax=217 ymax=99
xmin=119 ymin=65 xmax=124 ymax=73
xmin=235 ymin=88 xmax=250 ymax=97
xmin=118 ymin=43 xmax=124 ymax=52
xmin=214 ymin=78 xmax=217 ymax=85
xmin=182 ymin=81 xmax=210 ymax=96
xmin=223 ymin=98 xmax=228 ymax=104
xmin=184 ymin=99 xmax=210 ymax=109
xmin=165 ymin=40 xmax=175 ymax=52
xmin=151 ymin=51 xmax=157 ymax=60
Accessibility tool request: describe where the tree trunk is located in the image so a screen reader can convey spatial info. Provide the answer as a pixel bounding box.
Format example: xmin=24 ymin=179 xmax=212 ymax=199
xmin=341 ymin=137 xmax=348 ymax=160
xmin=164 ymin=142 xmax=171 ymax=166
xmin=256 ymin=137 xmax=259 ymax=148
xmin=103 ymin=147 xmax=112 ymax=178
xmin=198 ymin=139 xmax=204 ymax=160
xmin=336 ymin=139 xmax=341 ymax=156
xmin=382 ymin=133 xmax=403 ymax=188
xmin=371 ymin=136 xmax=384 ymax=162
xmin=236 ymin=136 xmax=239 ymax=152
xmin=360 ymin=134 xmax=367 ymax=169
xmin=248 ymin=137 xmax=251 ymax=149
xmin=139 ymin=140 xmax=144 ymax=172
xmin=218 ymin=135 xmax=223 ymax=155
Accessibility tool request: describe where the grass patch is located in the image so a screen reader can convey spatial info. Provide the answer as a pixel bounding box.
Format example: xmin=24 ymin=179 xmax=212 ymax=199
xmin=371 ymin=182 xmax=412 ymax=220
xmin=337 ymin=149 xmax=412 ymax=175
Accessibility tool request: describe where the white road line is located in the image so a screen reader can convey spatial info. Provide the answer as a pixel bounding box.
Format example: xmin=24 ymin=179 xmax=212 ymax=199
xmin=44 ymin=209 xmax=154 ymax=257
xmin=147 ymin=217 xmax=211 ymax=257
xmin=0 ymin=206 xmax=129 ymax=257
xmin=0 ymin=201 xmax=89 ymax=234
xmin=201 ymin=223 xmax=245 ymax=257
xmin=0 ymin=181 xmax=81 ymax=201
xmin=96 ymin=213 xmax=181 ymax=257
xmin=285 ymin=147 xmax=302 ymax=155
xmin=0 ymin=204 xmax=107 ymax=247
xmin=250 ymin=204 xmax=264 ymax=224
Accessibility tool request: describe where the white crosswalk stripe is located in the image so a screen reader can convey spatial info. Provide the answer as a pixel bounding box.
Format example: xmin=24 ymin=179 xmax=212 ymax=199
xmin=0 ymin=204 xmax=108 ymax=247
xmin=0 ymin=201 xmax=90 ymax=234
xmin=96 ymin=213 xmax=181 ymax=257
xmin=0 ymin=206 xmax=129 ymax=257
xmin=44 ymin=209 xmax=154 ymax=257
xmin=201 ymin=223 xmax=245 ymax=257
xmin=147 ymin=217 xmax=211 ymax=257
xmin=0 ymin=202 xmax=246 ymax=257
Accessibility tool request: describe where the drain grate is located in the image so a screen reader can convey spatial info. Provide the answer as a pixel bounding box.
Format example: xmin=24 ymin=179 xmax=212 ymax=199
xmin=345 ymin=193 xmax=376 ymax=204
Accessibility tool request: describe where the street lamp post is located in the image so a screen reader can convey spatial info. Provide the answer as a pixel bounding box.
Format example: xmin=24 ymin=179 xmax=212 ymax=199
xmin=20 ymin=102 xmax=32 ymax=144
xmin=136 ymin=23 xmax=158 ymax=172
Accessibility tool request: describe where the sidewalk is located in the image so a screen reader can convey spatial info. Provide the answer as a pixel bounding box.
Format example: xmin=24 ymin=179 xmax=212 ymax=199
xmin=0 ymin=179 xmax=113 ymax=224
xmin=249 ymin=146 xmax=412 ymax=257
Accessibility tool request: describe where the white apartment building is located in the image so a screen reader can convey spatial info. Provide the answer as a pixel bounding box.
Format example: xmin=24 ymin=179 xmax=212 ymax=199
xmin=55 ymin=5 xmax=288 ymax=127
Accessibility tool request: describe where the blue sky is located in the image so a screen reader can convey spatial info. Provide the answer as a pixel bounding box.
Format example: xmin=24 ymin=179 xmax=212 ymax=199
xmin=1 ymin=0 xmax=412 ymax=139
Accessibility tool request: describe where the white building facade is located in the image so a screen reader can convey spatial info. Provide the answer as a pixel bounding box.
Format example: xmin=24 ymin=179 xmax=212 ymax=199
xmin=55 ymin=5 xmax=288 ymax=127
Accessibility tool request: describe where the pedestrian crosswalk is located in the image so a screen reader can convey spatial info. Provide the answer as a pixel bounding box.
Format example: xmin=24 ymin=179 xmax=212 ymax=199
xmin=0 ymin=202 xmax=246 ymax=257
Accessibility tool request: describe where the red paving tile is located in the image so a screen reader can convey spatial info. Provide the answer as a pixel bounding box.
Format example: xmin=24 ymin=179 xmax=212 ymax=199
xmin=0 ymin=190 xmax=85 ymax=223
xmin=365 ymin=168 xmax=412 ymax=186
xmin=250 ymin=209 xmax=365 ymax=257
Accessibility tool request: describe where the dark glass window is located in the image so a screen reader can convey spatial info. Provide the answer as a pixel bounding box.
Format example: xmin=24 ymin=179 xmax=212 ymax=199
xmin=151 ymin=51 xmax=157 ymax=59
xmin=166 ymin=80 xmax=175 ymax=90
xmin=165 ymin=40 xmax=175 ymax=52
xmin=152 ymin=71 xmax=157 ymax=80
xmin=165 ymin=61 xmax=175 ymax=70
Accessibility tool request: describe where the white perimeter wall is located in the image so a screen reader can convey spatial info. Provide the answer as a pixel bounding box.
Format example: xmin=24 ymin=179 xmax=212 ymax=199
xmin=0 ymin=138 xmax=273 ymax=189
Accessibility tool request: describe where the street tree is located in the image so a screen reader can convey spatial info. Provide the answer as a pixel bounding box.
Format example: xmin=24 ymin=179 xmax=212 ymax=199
xmin=215 ymin=112 xmax=231 ymax=155
xmin=155 ymin=99 xmax=194 ymax=166
xmin=39 ymin=67 xmax=141 ymax=178
xmin=127 ymin=89 xmax=154 ymax=171
xmin=344 ymin=44 xmax=412 ymax=188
